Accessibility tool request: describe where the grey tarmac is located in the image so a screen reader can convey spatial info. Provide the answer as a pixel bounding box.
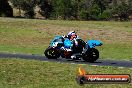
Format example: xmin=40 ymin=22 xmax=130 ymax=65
xmin=0 ymin=53 xmax=132 ymax=68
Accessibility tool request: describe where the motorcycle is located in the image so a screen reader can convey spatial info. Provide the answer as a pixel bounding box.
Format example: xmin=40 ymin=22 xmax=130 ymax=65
xmin=44 ymin=36 xmax=103 ymax=62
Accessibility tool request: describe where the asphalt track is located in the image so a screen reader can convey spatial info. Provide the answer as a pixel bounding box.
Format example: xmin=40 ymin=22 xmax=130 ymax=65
xmin=0 ymin=53 xmax=132 ymax=68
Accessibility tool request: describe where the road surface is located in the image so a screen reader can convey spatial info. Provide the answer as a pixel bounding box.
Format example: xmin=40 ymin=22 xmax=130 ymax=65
xmin=0 ymin=53 xmax=132 ymax=68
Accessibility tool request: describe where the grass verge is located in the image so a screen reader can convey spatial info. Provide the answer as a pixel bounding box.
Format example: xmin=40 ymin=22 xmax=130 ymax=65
xmin=0 ymin=17 xmax=132 ymax=60
xmin=0 ymin=58 xmax=132 ymax=88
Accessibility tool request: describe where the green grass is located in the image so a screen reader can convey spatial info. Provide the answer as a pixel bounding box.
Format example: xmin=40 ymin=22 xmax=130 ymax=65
xmin=0 ymin=44 xmax=45 ymax=55
xmin=0 ymin=58 xmax=132 ymax=88
xmin=98 ymin=43 xmax=132 ymax=61
xmin=0 ymin=17 xmax=132 ymax=60
xmin=0 ymin=18 xmax=132 ymax=88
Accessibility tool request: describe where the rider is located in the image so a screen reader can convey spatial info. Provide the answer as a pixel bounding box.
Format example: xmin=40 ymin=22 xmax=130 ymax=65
xmin=62 ymin=31 xmax=79 ymax=51
xmin=67 ymin=31 xmax=78 ymax=46
xmin=66 ymin=31 xmax=81 ymax=59
xmin=67 ymin=31 xmax=78 ymax=40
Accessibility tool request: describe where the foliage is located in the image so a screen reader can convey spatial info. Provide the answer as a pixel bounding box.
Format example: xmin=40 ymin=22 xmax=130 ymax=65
xmin=111 ymin=1 xmax=131 ymax=21
xmin=0 ymin=0 xmax=13 ymax=17
xmin=51 ymin=0 xmax=73 ymax=20
xmin=37 ymin=0 xmax=52 ymax=19
xmin=128 ymin=0 xmax=132 ymax=15
xmin=78 ymin=0 xmax=111 ymax=20
xmin=98 ymin=9 xmax=112 ymax=20
xmin=9 ymin=0 xmax=132 ymax=20
xmin=89 ymin=3 xmax=101 ymax=20
xmin=79 ymin=10 xmax=89 ymax=20
xmin=10 ymin=0 xmax=36 ymax=18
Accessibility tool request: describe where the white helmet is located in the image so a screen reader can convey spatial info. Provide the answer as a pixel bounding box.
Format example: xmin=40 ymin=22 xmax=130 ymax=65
xmin=67 ymin=31 xmax=77 ymax=40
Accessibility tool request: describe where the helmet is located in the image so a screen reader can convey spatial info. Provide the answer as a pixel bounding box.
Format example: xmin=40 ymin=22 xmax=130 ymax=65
xmin=67 ymin=31 xmax=77 ymax=40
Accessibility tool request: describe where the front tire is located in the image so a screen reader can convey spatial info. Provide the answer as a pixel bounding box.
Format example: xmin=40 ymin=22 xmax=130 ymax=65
xmin=44 ymin=47 xmax=60 ymax=59
xmin=82 ymin=48 xmax=99 ymax=63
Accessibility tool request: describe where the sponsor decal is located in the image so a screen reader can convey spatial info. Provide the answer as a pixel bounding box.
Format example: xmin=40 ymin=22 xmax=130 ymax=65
xmin=76 ymin=67 xmax=131 ymax=85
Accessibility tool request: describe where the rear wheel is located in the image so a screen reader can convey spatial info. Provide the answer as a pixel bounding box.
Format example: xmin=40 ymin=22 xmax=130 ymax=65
xmin=82 ymin=48 xmax=99 ymax=63
xmin=44 ymin=47 xmax=60 ymax=59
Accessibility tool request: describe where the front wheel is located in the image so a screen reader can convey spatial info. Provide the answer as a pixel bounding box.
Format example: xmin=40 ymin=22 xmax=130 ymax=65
xmin=82 ymin=48 xmax=99 ymax=63
xmin=44 ymin=47 xmax=60 ymax=59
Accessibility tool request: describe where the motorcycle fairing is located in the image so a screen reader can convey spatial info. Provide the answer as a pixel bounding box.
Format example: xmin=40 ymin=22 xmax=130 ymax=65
xmin=64 ymin=38 xmax=73 ymax=49
xmin=87 ymin=40 xmax=103 ymax=48
xmin=50 ymin=36 xmax=63 ymax=47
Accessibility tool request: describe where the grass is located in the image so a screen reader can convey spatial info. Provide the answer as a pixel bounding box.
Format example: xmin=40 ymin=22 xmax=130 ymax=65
xmin=0 ymin=17 xmax=131 ymax=88
xmin=98 ymin=43 xmax=132 ymax=61
xmin=0 ymin=17 xmax=132 ymax=60
xmin=0 ymin=58 xmax=132 ymax=88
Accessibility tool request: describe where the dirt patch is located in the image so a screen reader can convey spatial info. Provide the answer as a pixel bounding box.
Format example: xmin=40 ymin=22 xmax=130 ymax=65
xmin=37 ymin=28 xmax=132 ymax=44
xmin=78 ymin=29 xmax=132 ymax=43
xmin=33 ymin=21 xmax=132 ymax=43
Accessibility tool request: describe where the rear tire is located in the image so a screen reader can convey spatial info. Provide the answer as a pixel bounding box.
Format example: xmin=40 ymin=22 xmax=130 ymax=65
xmin=82 ymin=48 xmax=99 ymax=63
xmin=44 ymin=47 xmax=60 ymax=59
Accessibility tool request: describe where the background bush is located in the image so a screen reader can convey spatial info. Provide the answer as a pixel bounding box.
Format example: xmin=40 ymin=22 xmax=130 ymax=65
xmin=1 ymin=0 xmax=131 ymax=21
xmin=0 ymin=0 xmax=13 ymax=17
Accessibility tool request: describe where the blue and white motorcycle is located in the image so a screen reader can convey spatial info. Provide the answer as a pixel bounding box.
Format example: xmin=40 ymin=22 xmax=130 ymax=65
xmin=44 ymin=36 xmax=103 ymax=62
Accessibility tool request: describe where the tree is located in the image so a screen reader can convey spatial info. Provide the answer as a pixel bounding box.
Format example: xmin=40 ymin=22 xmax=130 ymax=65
xmin=22 ymin=0 xmax=36 ymax=18
xmin=8 ymin=0 xmax=132 ymax=20
xmin=112 ymin=1 xmax=130 ymax=20
xmin=70 ymin=0 xmax=79 ymax=19
xmin=128 ymin=0 xmax=132 ymax=15
xmin=37 ymin=0 xmax=52 ymax=19
xmin=0 ymin=0 xmax=13 ymax=17
xmin=79 ymin=0 xmax=93 ymax=20
xmin=112 ymin=0 xmax=117 ymax=6
xmin=89 ymin=3 xmax=101 ymax=20
xmin=79 ymin=0 xmax=111 ymax=20
xmin=51 ymin=0 xmax=73 ymax=19
xmin=10 ymin=0 xmax=23 ymax=16
xmin=10 ymin=0 xmax=36 ymax=18
xmin=98 ymin=9 xmax=112 ymax=20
